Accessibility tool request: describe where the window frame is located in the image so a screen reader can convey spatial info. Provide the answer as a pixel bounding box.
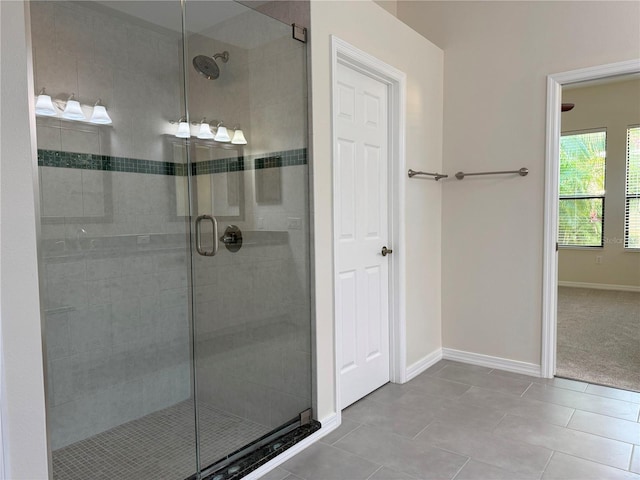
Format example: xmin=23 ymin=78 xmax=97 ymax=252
xmin=558 ymin=128 xmax=607 ymax=249
xmin=624 ymin=124 xmax=640 ymax=250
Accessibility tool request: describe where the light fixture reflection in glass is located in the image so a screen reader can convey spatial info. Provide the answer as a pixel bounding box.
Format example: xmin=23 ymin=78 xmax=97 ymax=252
xmin=214 ymin=123 xmax=230 ymax=142
xmin=231 ymin=127 xmax=247 ymax=145
xmin=175 ymin=118 xmax=191 ymax=138
xmin=62 ymin=94 xmax=86 ymax=121
xmin=197 ymin=119 xmax=214 ymax=139
xmin=35 ymin=88 xmax=57 ymax=116
xmin=89 ymin=99 xmax=112 ymax=125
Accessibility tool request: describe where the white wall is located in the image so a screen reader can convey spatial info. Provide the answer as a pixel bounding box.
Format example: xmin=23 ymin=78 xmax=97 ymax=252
xmin=559 ymin=79 xmax=640 ymax=288
xmin=397 ymin=1 xmax=640 ymax=365
xmin=310 ymin=0 xmax=443 ymax=421
xmin=0 ymin=1 xmax=50 ymax=478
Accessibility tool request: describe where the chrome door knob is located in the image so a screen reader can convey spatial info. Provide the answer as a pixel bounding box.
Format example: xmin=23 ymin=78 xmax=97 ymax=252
xmin=381 ymin=246 xmax=393 ymax=256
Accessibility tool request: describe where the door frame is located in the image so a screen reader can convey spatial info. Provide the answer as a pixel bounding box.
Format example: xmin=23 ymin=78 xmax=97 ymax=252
xmin=541 ymin=58 xmax=640 ymax=378
xmin=330 ymin=36 xmax=407 ymax=412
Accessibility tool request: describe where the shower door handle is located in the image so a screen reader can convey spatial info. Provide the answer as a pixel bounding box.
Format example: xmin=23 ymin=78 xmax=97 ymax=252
xmin=195 ymin=215 xmax=218 ymax=256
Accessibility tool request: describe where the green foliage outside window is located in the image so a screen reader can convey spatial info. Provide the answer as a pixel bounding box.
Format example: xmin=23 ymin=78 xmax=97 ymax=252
xmin=625 ymin=126 xmax=640 ymax=248
xmin=559 ymin=131 xmax=606 ymax=247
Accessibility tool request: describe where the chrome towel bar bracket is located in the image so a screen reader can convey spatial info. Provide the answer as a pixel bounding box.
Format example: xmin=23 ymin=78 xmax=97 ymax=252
xmin=407 ymin=169 xmax=448 ymax=181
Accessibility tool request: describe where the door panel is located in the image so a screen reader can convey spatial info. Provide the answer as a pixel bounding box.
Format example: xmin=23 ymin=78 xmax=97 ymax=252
xmin=365 ymin=265 xmax=383 ymax=360
xmin=336 ymin=62 xmax=391 ymax=409
xmin=339 ymin=270 xmax=358 ymax=373
xmin=364 ymin=144 xmax=382 ymax=237
xmin=338 ymin=139 xmax=357 ymax=240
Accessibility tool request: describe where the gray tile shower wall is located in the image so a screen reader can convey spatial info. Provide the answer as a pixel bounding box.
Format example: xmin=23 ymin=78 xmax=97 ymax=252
xmin=43 ymin=244 xmax=192 ymax=446
xmin=186 ymin=8 xmax=308 ymax=155
xmin=192 ymin=167 xmax=312 ymax=431
xmin=31 ymin=1 xmax=184 ymax=163
xmin=40 ymin=158 xmax=310 ymax=449
xmin=31 ymin=0 xmax=186 ymax=450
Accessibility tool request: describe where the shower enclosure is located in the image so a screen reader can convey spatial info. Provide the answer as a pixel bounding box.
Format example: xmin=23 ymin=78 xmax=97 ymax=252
xmin=31 ymin=1 xmax=313 ymax=478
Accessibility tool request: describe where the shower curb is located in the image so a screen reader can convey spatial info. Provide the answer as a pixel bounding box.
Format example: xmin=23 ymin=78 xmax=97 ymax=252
xmin=201 ymin=420 xmax=321 ymax=480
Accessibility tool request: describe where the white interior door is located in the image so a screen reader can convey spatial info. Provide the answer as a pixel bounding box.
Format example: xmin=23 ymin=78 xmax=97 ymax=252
xmin=335 ymin=61 xmax=391 ymax=409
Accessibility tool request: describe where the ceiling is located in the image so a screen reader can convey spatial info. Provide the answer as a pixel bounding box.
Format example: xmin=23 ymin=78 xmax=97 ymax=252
xmin=93 ymin=0 xmax=287 ymax=49
xmin=96 ymin=0 xmax=247 ymax=34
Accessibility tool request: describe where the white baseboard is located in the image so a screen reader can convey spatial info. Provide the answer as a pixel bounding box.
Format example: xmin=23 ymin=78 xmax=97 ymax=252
xmin=442 ymin=348 xmax=541 ymax=377
xmin=404 ymin=348 xmax=443 ymax=382
xmin=558 ymin=281 xmax=640 ymax=293
xmin=243 ymin=413 xmax=340 ymax=480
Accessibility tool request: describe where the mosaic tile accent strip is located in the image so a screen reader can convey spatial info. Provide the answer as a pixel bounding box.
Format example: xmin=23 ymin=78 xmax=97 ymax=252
xmin=192 ymin=157 xmax=245 ymax=176
xmin=38 ymin=150 xmax=179 ymax=176
xmin=254 ymin=148 xmax=307 ymax=168
xmin=192 ymin=148 xmax=307 ymax=176
xmin=37 ymin=148 xmax=307 ymax=177
xmin=255 ymin=156 xmax=282 ymax=171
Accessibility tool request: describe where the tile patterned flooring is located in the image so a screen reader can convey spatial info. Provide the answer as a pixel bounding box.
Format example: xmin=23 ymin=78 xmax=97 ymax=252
xmin=52 ymin=401 xmax=271 ymax=480
xmin=269 ymin=360 xmax=640 ymax=480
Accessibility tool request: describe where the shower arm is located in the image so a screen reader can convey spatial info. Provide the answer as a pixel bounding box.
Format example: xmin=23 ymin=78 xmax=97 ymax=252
xmin=213 ymin=51 xmax=229 ymax=63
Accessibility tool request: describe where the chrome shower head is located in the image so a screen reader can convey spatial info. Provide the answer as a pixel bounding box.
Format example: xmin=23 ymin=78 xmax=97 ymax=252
xmin=192 ymin=51 xmax=229 ymax=80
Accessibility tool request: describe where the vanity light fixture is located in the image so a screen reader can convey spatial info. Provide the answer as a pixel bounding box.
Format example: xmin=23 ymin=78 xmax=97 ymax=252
xmin=89 ymin=99 xmax=112 ymax=125
xmin=196 ymin=118 xmax=214 ymax=139
xmin=170 ymin=117 xmax=246 ymax=144
xmin=35 ymin=88 xmax=58 ymax=116
xmin=62 ymin=93 xmax=86 ymax=121
xmin=214 ymin=122 xmax=231 ymax=142
xmin=231 ymin=125 xmax=247 ymax=145
xmin=174 ymin=117 xmax=191 ymax=138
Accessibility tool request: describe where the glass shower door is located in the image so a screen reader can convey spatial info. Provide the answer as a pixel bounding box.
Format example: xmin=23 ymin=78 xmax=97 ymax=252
xmin=36 ymin=0 xmax=312 ymax=478
xmin=33 ymin=1 xmax=199 ymax=479
xmin=183 ymin=1 xmax=313 ymax=474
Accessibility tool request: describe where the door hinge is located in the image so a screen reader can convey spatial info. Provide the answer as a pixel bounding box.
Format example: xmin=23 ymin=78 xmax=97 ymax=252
xmin=299 ymin=408 xmax=312 ymax=426
xmin=292 ymin=24 xmax=307 ymax=43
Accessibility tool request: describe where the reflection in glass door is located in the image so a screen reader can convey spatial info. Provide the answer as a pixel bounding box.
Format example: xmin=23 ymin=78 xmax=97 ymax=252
xmin=184 ymin=1 xmax=313 ymax=474
xmin=34 ymin=1 xmax=313 ymax=479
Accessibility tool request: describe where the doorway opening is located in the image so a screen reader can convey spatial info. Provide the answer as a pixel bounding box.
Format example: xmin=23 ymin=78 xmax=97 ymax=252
xmin=556 ymin=76 xmax=640 ymax=391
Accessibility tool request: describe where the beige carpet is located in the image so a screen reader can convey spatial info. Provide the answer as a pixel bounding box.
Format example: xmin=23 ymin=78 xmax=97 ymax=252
xmin=557 ymin=287 xmax=640 ymax=392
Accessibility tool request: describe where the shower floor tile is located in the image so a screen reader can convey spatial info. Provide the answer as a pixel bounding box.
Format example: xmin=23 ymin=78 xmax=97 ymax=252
xmin=52 ymin=401 xmax=272 ymax=480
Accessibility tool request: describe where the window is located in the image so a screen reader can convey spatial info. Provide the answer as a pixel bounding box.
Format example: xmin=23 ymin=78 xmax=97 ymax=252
xmin=559 ymin=130 xmax=606 ymax=247
xmin=625 ymin=126 xmax=640 ymax=249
